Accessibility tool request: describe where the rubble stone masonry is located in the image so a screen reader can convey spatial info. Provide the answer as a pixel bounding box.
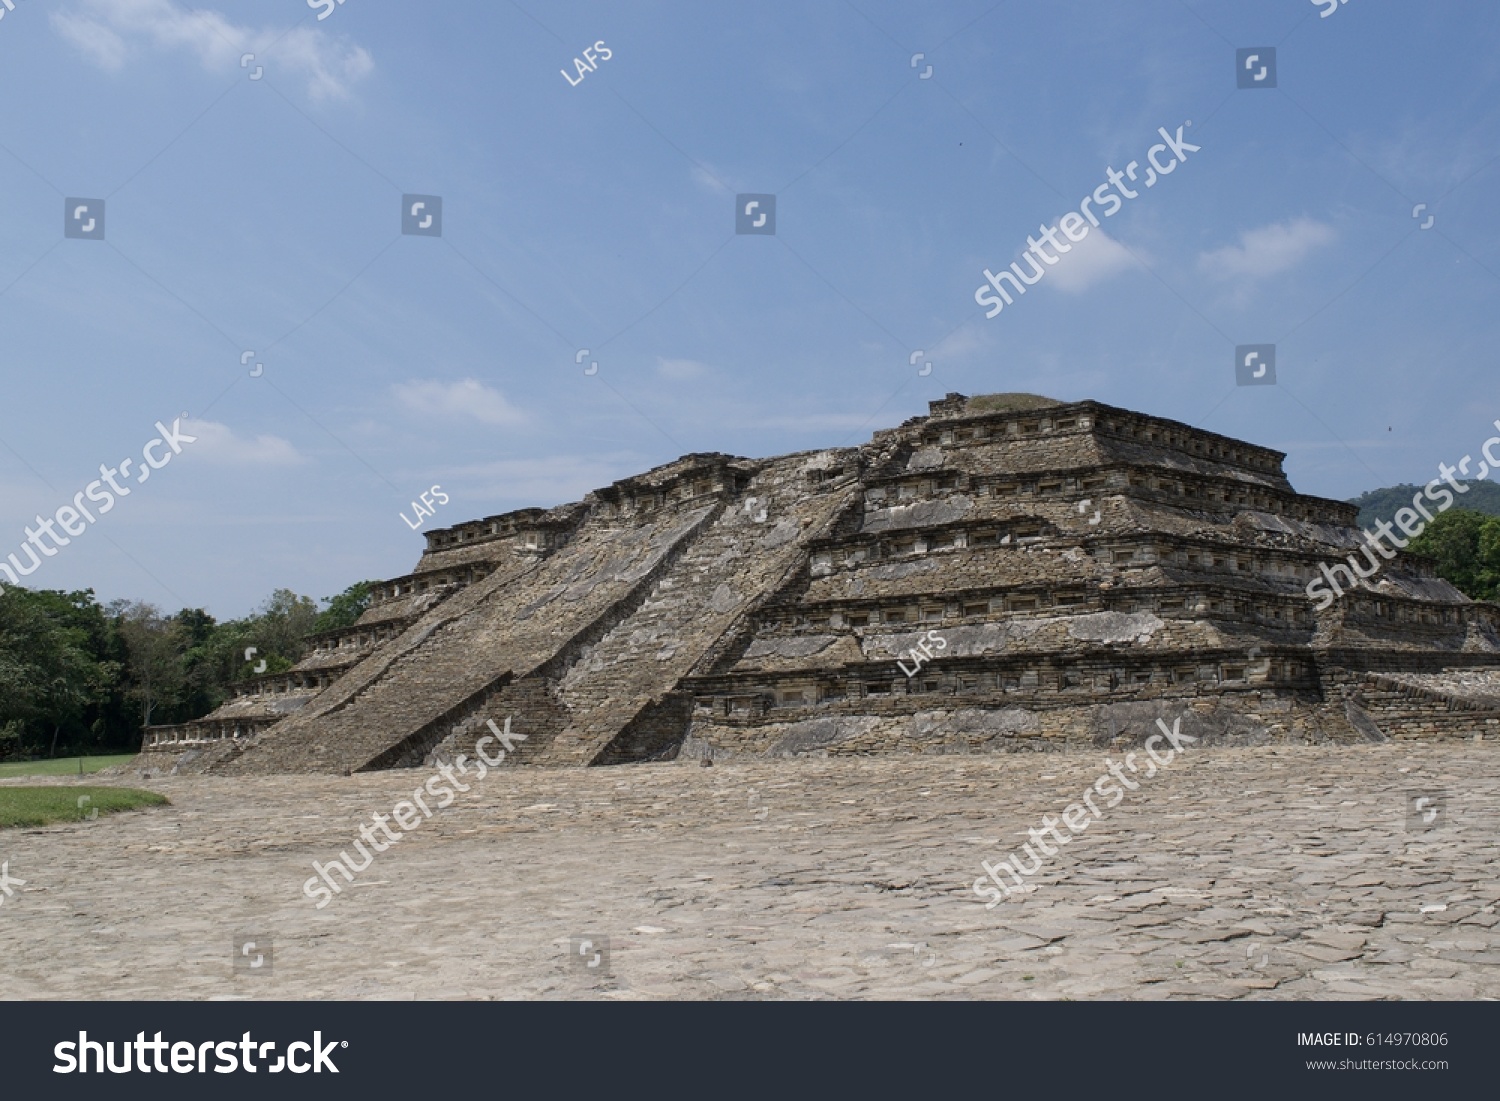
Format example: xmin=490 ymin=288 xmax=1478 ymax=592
xmin=136 ymin=394 xmax=1500 ymax=774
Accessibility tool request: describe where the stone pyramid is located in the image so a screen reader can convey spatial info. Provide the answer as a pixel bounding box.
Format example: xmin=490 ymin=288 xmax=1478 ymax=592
xmin=138 ymin=393 xmax=1500 ymax=774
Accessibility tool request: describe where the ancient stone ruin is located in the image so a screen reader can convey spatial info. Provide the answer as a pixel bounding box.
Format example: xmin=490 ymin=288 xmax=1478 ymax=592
xmin=138 ymin=393 xmax=1500 ymax=775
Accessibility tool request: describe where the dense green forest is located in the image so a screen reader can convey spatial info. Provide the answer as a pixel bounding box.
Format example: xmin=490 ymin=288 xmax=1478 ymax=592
xmin=0 ymin=582 xmax=374 ymax=760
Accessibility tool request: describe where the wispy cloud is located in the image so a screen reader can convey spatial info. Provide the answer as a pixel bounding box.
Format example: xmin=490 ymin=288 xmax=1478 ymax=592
xmin=392 ymin=379 xmax=527 ymax=427
xmin=1198 ymin=216 xmax=1336 ymax=281
xmin=51 ymin=0 xmax=373 ymax=101
xmin=1046 ymin=228 xmax=1140 ymax=293
xmin=184 ymin=419 xmax=303 ymax=466
xmin=690 ymin=164 xmax=733 ymax=195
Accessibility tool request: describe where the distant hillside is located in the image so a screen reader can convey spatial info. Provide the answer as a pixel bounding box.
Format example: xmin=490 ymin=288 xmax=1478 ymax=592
xmin=1349 ymin=482 xmax=1500 ymax=530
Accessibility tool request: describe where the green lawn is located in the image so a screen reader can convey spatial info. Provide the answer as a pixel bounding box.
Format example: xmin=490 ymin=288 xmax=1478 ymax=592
xmin=0 ymin=786 xmax=168 ymax=829
xmin=0 ymin=755 xmax=135 ymax=779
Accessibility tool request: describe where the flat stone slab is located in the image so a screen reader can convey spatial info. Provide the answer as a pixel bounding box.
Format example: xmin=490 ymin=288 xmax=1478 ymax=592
xmin=1 ymin=743 xmax=1497 ymax=1000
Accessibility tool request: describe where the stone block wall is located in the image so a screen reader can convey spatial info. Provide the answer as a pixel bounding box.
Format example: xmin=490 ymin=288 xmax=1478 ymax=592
xmin=137 ymin=393 xmax=1500 ymax=774
xmin=1350 ymin=672 xmax=1500 ymax=741
xmin=680 ymin=691 xmax=1362 ymax=760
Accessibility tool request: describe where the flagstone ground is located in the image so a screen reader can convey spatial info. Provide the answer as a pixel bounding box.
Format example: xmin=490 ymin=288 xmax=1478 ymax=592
xmin=1 ymin=743 xmax=1495 ymax=1000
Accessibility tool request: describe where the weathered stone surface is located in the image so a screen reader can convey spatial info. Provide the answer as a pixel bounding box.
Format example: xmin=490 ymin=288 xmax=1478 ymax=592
xmin=8 ymin=743 xmax=1495 ymax=1000
xmin=1065 ymin=611 xmax=1165 ymax=644
xmin=744 ymin=636 xmax=843 ymax=661
xmin=864 ymin=495 xmax=975 ymax=532
xmin=136 ymin=394 xmax=1500 ymax=774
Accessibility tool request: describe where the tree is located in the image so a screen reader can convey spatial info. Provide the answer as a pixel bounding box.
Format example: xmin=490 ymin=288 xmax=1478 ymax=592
xmin=175 ymin=608 xmax=234 ymax=720
xmin=35 ymin=590 xmax=122 ymax=754
xmin=315 ymin=580 xmax=377 ymax=633
xmin=0 ymin=588 xmax=120 ymax=757
xmin=1406 ymin=509 xmax=1500 ymax=602
xmin=0 ymin=580 xmax=378 ymax=754
xmin=0 ymin=590 xmax=55 ymax=752
xmin=111 ymin=601 xmax=188 ymax=731
xmin=244 ymin=589 xmax=320 ymax=671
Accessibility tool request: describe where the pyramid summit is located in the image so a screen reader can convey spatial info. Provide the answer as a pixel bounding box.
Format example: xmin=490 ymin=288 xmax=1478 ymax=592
xmin=140 ymin=393 xmax=1500 ymax=774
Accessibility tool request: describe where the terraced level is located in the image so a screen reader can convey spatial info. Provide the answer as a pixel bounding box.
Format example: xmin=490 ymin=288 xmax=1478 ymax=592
xmin=137 ymin=394 xmax=1500 ymax=775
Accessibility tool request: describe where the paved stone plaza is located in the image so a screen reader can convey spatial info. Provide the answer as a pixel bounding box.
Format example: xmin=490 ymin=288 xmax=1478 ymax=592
xmin=2 ymin=744 xmax=1496 ymax=1000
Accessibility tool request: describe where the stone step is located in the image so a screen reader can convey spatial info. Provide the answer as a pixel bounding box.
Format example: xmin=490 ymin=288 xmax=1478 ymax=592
xmin=534 ymin=466 xmax=862 ymax=766
xmin=223 ymin=503 xmax=722 ymax=774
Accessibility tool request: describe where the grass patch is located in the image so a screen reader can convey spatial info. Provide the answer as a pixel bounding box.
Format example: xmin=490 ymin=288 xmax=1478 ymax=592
xmin=0 ymin=755 xmax=135 ymax=779
xmin=0 ymin=786 xmax=168 ymax=829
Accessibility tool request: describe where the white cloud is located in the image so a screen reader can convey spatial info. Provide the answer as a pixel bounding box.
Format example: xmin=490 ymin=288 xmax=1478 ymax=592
xmin=656 ymin=357 xmax=709 ymax=380
xmin=267 ymin=25 xmax=375 ymax=102
xmin=1046 ymin=227 xmax=1140 ymax=293
xmin=392 ymin=379 xmax=526 ymax=427
xmin=50 ymin=10 xmax=129 ymax=70
xmin=51 ymin=0 xmax=373 ymax=100
xmin=1198 ymin=216 xmax=1336 ymax=281
xmin=183 ymin=419 xmax=303 ymax=466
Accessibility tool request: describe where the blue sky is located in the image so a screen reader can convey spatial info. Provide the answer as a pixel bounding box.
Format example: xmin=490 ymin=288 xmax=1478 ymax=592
xmin=1 ymin=0 xmax=1497 ymax=617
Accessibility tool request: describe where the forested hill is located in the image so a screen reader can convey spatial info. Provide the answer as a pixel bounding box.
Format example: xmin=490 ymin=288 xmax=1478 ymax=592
xmin=1349 ymin=481 xmax=1500 ymax=530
